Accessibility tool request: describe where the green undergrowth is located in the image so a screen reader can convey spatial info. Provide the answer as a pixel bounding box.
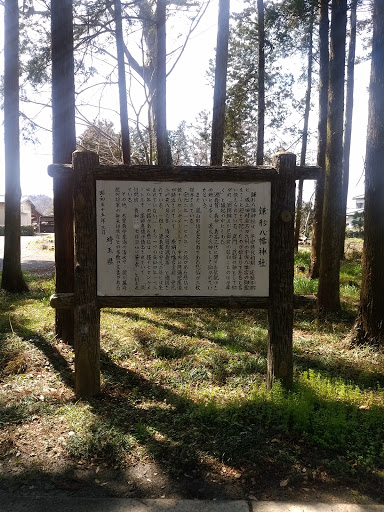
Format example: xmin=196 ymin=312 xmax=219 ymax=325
xmin=293 ymin=247 xmax=362 ymax=303
xmin=0 ymin=248 xmax=383 ymax=498
xmin=58 ymin=369 xmax=384 ymax=482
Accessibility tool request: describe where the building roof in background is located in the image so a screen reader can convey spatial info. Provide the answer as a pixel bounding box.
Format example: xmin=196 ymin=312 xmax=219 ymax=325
xmin=346 ymin=208 xmax=364 ymax=216
xmin=0 ymin=196 xmax=34 ymax=205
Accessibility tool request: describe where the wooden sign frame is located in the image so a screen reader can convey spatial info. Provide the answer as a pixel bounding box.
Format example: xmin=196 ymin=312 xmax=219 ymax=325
xmin=49 ymin=151 xmax=320 ymax=397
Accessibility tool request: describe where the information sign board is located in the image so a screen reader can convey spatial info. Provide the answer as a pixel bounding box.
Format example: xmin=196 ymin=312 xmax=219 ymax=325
xmin=96 ymin=181 xmax=271 ymax=297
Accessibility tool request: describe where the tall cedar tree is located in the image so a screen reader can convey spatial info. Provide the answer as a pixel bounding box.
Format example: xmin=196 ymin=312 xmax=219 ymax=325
xmin=353 ymin=0 xmax=384 ymax=346
xmin=224 ymin=2 xmax=308 ymax=165
xmin=156 ymin=0 xmax=169 ymax=165
xmin=51 ymin=0 xmax=76 ymax=343
xmin=309 ymin=0 xmax=329 ymax=279
xmin=340 ymin=0 xmax=357 ymax=257
xmin=294 ymin=19 xmax=313 ymax=252
xmin=317 ymin=0 xmax=347 ymax=313
xmin=2 ymin=0 xmax=28 ymax=293
xmin=211 ymin=0 xmax=230 ymax=166
xmin=110 ymin=0 xmax=156 ymax=158
xmin=115 ymin=0 xmax=204 ymax=163
xmin=114 ymin=0 xmax=131 ymax=164
xmin=256 ymin=0 xmax=265 ymax=165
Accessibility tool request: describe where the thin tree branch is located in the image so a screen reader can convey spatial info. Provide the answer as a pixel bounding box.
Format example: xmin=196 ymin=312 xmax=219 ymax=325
xmin=167 ymin=0 xmax=211 ymax=77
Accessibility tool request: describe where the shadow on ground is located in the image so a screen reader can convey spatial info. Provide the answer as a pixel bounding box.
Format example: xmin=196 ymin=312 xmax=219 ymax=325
xmin=0 ymin=302 xmax=383 ymax=504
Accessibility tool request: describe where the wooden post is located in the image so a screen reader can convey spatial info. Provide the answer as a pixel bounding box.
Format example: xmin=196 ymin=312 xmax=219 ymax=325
xmin=52 ymin=172 xmax=74 ymax=345
xmin=72 ymin=151 xmax=100 ymax=398
xmin=267 ymin=152 xmax=296 ymax=389
xmin=51 ymin=0 xmax=76 ymax=345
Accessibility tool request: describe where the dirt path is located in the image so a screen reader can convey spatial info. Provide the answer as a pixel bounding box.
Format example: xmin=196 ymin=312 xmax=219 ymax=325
xmin=0 ymin=235 xmax=55 ymax=273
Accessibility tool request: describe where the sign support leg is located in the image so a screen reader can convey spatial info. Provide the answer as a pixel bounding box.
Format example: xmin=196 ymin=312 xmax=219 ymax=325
xmin=267 ymin=152 xmax=296 ymax=389
xmin=73 ymin=151 xmax=100 ymax=398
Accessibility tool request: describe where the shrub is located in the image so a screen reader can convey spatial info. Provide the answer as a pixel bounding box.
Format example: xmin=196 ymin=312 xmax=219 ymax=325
xmin=21 ymin=225 xmax=35 ymax=236
xmin=0 ymin=225 xmax=35 ymax=236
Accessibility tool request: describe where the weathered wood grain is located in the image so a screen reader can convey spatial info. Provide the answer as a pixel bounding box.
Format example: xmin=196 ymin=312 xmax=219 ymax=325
xmin=50 ymin=293 xmax=316 ymax=310
xmin=267 ymin=152 xmax=296 ymax=389
xmin=48 ymin=162 xmax=321 ymax=182
xmin=72 ymin=151 xmax=100 ymax=398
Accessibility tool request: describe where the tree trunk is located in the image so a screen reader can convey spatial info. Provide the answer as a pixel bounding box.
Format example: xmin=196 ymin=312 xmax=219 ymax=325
xmin=148 ymin=109 xmax=155 ymax=165
xmin=51 ymin=0 xmax=76 ymax=343
xmin=210 ymin=0 xmax=230 ymax=166
xmin=256 ymin=0 xmax=265 ymax=165
xmin=294 ymin=180 xmax=304 ymax=253
xmin=156 ymin=0 xmax=169 ymax=166
xmin=294 ymin=23 xmax=313 ymax=253
xmin=353 ymin=0 xmax=384 ymax=346
xmin=114 ymin=0 xmax=131 ymax=165
xmin=122 ymin=0 xmax=156 ymax=164
xmin=340 ymin=0 xmax=357 ymax=257
xmin=309 ymin=0 xmax=329 ymax=279
xmin=317 ymin=0 xmax=347 ymax=313
xmin=2 ymin=0 xmax=28 ymax=293
xmin=304 ymin=194 xmax=314 ymax=238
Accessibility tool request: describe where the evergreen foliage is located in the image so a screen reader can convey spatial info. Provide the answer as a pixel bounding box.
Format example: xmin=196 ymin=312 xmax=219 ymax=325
xmin=223 ymin=0 xmax=317 ymax=165
xmin=349 ymin=211 xmax=364 ymax=238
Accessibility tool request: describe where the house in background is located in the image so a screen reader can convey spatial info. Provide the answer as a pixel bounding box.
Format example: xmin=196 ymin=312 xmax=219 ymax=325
xmin=31 ymin=202 xmax=44 ymax=229
xmin=0 ymin=196 xmax=38 ymax=226
xmin=346 ymin=194 xmax=364 ymax=229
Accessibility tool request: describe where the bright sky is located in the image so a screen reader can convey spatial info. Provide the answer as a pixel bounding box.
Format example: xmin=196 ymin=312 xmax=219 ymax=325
xmin=0 ymin=0 xmax=369 ymax=205
xmin=0 ymin=0 xmax=219 ymax=198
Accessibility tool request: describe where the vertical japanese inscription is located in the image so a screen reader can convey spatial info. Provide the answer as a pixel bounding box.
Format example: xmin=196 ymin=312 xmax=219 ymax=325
xmin=97 ymin=181 xmax=271 ymax=296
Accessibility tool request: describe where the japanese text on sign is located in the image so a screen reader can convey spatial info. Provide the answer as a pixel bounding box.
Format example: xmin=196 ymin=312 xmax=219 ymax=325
xmin=96 ymin=181 xmax=271 ymax=297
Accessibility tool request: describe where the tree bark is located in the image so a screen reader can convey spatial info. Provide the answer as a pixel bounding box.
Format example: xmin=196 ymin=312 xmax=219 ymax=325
xmin=294 ymin=22 xmax=313 ymax=253
xmin=340 ymin=0 xmax=357 ymax=257
xmin=256 ymin=0 xmax=265 ymax=165
xmin=309 ymin=0 xmax=329 ymax=279
xmin=2 ymin=0 xmax=28 ymax=293
xmin=317 ymin=0 xmax=347 ymax=313
xmin=210 ymin=0 xmax=230 ymax=166
xmin=353 ymin=0 xmax=384 ymax=346
xmin=51 ymin=0 xmax=76 ymax=343
xmin=156 ymin=0 xmax=169 ymax=166
xmin=114 ymin=0 xmax=131 ymax=165
xmin=294 ymin=180 xmax=304 ymax=253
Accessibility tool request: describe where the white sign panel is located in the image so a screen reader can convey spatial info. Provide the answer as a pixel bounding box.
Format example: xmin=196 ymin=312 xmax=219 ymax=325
xmin=96 ymin=181 xmax=271 ymax=297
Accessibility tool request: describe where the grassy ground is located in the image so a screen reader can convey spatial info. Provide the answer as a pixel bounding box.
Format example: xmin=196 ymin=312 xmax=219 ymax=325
xmin=0 ymin=243 xmax=383 ymax=502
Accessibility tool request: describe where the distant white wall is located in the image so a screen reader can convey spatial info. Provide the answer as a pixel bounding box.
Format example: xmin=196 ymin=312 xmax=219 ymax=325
xmin=20 ymin=200 xmax=32 ymax=226
xmin=0 ymin=200 xmax=32 ymax=226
